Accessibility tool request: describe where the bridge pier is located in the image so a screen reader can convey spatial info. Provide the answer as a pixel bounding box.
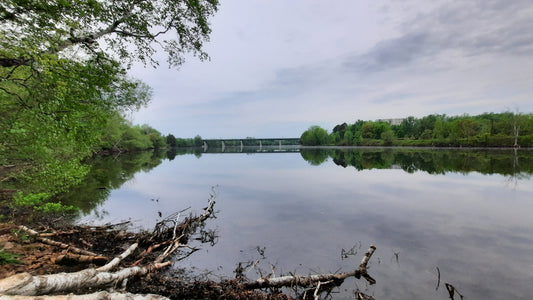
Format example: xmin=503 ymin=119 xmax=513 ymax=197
xmin=221 ymin=140 xmax=225 ymax=152
xmin=203 ymin=141 xmax=208 ymax=152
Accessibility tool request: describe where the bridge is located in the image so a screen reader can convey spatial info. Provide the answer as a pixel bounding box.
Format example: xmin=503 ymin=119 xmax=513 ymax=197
xmin=201 ymin=138 xmax=300 ymax=152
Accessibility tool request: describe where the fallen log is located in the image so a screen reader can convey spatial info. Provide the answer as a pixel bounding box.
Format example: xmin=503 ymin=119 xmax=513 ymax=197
xmin=0 ymin=243 xmax=170 ymax=296
xmin=244 ymin=245 xmax=377 ymax=290
xmin=0 ymin=291 xmax=169 ymax=299
xmin=0 ymin=198 xmax=217 ymax=297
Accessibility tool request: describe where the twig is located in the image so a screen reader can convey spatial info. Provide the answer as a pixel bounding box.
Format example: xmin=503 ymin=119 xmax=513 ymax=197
xmin=313 ymin=280 xmax=333 ymax=300
xmin=445 ymin=283 xmax=464 ymax=300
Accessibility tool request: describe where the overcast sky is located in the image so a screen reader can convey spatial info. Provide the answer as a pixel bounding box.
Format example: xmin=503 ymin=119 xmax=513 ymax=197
xmin=129 ymin=0 xmax=533 ymax=139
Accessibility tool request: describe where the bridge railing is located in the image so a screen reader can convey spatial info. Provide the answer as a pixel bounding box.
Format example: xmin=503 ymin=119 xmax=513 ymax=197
xmin=201 ymin=138 xmax=300 ymax=152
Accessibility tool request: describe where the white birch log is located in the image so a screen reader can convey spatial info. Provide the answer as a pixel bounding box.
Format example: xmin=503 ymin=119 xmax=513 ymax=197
xmin=0 ymin=291 xmax=169 ymax=299
xmin=0 ymin=241 xmax=170 ymax=296
xmin=244 ymin=245 xmax=377 ymax=289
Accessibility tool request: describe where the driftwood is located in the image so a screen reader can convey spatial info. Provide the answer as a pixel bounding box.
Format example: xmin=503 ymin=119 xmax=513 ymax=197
xmin=0 ymin=291 xmax=169 ymax=299
xmin=244 ymin=245 xmax=377 ymax=290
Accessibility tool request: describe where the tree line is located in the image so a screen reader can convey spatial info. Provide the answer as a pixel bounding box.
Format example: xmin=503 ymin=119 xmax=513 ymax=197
xmin=300 ymin=112 xmax=533 ymax=148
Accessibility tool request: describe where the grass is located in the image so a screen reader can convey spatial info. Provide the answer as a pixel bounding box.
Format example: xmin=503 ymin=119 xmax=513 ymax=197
xmin=0 ymin=248 xmax=21 ymax=265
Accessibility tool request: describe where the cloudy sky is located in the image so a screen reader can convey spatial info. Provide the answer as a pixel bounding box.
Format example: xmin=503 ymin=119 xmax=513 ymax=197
xmin=129 ymin=0 xmax=533 ymax=139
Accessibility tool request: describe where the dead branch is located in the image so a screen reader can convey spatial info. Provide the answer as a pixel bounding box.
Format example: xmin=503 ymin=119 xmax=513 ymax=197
xmin=150 ymin=197 xmax=216 ymax=264
xmin=16 ymin=225 xmax=98 ymax=256
xmin=244 ymin=245 xmax=377 ymax=290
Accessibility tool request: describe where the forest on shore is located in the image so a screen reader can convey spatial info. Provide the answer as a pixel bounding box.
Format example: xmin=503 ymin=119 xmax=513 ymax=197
xmin=300 ymin=112 xmax=533 ymax=148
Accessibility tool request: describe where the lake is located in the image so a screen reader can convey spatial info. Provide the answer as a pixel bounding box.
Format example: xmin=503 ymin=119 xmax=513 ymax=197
xmin=60 ymin=147 xmax=533 ymax=299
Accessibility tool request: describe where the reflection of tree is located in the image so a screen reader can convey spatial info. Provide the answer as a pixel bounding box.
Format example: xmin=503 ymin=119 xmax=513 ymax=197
xmin=300 ymin=148 xmax=533 ymax=179
xmin=55 ymin=150 xmax=168 ymax=214
xmin=506 ymin=148 xmax=532 ymax=187
xmin=300 ymin=149 xmax=329 ymax=165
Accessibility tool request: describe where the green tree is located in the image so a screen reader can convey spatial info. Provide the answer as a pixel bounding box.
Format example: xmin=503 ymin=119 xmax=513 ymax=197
xmin=372 ymin=122 xmax=391 ymax=139
xmin=361 ymin=122 xmax=374 ymax=139
xmin=166 ymin=134 xmax=177 ymax=147
xmin=419 ymin=129 xmax=433 ymax=140
xmin=300 ymin=126 xmax=330 ymax=146
xmin=433 ymin=118 xmax=450 ymax=139
xmin=194 ymin=135 xmax=203 ymax=147
xmin=330 ymin=132 xmax=341 ymax=145
xmin=0 ymin=0 xmax=219 ymax=200
xmin=343 ymin=130 xmax=354 ymax=146
xmin=381 ymin=130 xmax=395 ymax=146
xmin=455 ymin=119 xmax=481 ymax=140
xmin=399 ymin=116 xmax=417 ymax=138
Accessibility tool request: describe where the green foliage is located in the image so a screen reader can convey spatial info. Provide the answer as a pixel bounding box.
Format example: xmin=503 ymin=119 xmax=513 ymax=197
xmin=381 ymin=130 xmax=395 ymax=146
xmin=194 ymin=135 xmax=204 ymax=147
xmin=11 ymin=191 xmax=75 ymax=214
xmin=33 ymin=202 xmax=76 ymax=214
xmin=0 ymin=0 xmax=219 ymax=69
xmin=11 ymin=228 xmax=31 ymax=241
xmin=13 ymin=192 xmax=50 ymax=207
xmin=0 ymin=249 xmax=21 ymax=265
xmin=300 ymin=126 xmax=330 ymax=146
xmin=166 ymin=134 xmax=177 ymax=147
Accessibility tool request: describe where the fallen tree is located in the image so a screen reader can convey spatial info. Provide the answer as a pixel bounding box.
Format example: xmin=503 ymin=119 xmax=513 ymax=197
xmin=0 ymin=195 xmax=216 ymax=298
xmin=0 ymin=194 xmax=377 ymax=299
xmin=243 ymin=245 xmax=376 ymax=290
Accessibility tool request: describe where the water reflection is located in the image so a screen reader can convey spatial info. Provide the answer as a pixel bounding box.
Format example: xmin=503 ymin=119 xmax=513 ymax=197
xmin=300 ymin=147 xmax=533 ymax=178
xmin=57 ymin=147 xmax=533 ymax=299
xmin=57 ymin=149 xmax=168 ymax=214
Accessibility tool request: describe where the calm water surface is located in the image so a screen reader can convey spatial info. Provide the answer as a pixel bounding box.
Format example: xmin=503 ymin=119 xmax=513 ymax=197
xmin=65 ymin=148 xmax=533 ymax=299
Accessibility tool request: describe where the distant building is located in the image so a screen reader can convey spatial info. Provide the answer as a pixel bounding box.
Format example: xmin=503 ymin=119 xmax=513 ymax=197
xmin=376 ymin=118 xmax=405 ymax=126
